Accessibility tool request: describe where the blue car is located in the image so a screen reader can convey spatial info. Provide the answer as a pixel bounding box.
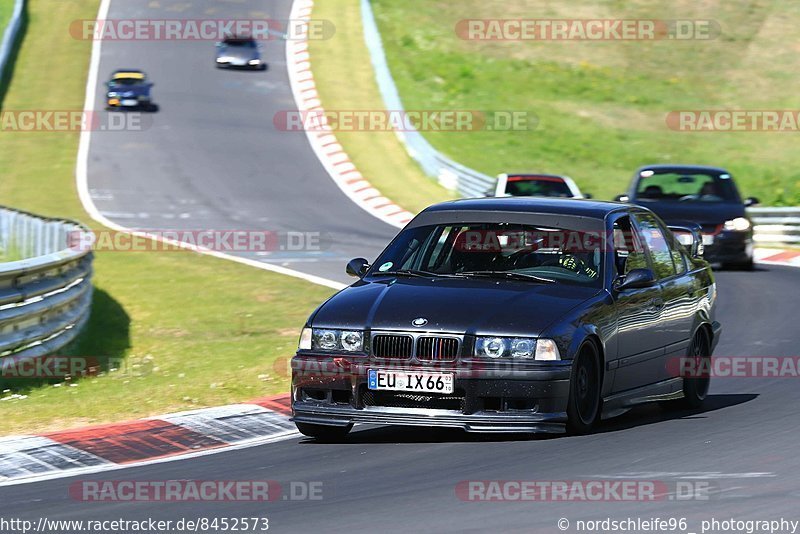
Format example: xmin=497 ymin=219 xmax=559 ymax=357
xmin=105 ymin=70 xmax=155 ymax=111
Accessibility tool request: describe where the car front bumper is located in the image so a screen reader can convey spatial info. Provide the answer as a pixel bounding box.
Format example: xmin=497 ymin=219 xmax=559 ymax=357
xmin=291 ymin=355 xmax=573 ymax=433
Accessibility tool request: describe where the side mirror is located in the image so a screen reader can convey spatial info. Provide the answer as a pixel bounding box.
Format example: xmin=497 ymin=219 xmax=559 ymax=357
xmin=668 ymin=225 xmax=704 ymax=258
xmin=583 ymin=193 xmax=593 ymax=199
xmin=744 ymin=197 xmax=760 ymax=207
xmin=614 ymin=268 xmax=657 ymax=291
xmin=346 ymin=257 xmax=370 ymax=278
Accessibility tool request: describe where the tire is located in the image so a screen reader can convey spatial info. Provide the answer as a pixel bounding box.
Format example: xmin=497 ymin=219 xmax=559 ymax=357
xmin=295 ymin=422 xmax=352 ymax=442
xmin=724 ymin=257 xmax=754 ymax=271
xmin=566 ymin=341 xmax=602 ymax=435
xmin=679 ymin=330 xmax=711 ymax=409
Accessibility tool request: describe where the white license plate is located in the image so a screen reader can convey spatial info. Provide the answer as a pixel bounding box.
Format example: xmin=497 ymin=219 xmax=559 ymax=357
xmin=121 ymin=99 xmax=138 ymax=106
xmin=368 ymin=369 xmax=454 ymax=394
xmin=702 ymin=234 xmax=715 ymax=246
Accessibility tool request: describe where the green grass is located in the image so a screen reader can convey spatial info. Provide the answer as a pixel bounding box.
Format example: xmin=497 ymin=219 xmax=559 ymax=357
xmin=309 ymin=0 xmax=452 ymax=214
xmin=368 ymin=0 xmax=800 ymax=205
xmin=0 ymin=0 xmax=335 ymax=434
xmin=0 ymin=0 xmax=13 ymax=34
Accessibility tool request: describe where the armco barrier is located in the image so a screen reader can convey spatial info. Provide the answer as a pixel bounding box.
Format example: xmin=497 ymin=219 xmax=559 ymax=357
xmin=360 ymin=0 xmax=494 ymax=198
xmin=361 ymin=0 xmax=799 ymax=245
xmin=0 ymin=0 xmax=24 ymax=88
xmin=0 ymin=206 xmax=93 ymax=360
xmin=748 ymin=207 xmax=800 ymax=246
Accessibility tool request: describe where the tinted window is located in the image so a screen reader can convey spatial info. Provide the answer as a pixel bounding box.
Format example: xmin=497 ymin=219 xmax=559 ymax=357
xmin=634 ymin=214 xmax=677 ymax=279
xmin=370 ymin=222 xmax=603 ymax=286
xmin=635 ymin=170 xmax=740 ymax=203
xmin=505 ymin=177 xmax=573 ymax=198
xmin=612 ymin=216 xmax=648 ymax=275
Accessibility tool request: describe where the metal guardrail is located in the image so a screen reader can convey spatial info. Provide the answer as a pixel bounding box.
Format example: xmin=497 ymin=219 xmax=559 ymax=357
xmin=748 ymin=207 xmax=800 ymax=246
xmin=0 ymin=206 xmax=93 ymax=360
xmin=361 ymin=0 xmax=494 ymax=198
xmin=362 ymin=0 xmax=800 ymax=247
xmin=0 ymin=0 xmax=24 ymax=88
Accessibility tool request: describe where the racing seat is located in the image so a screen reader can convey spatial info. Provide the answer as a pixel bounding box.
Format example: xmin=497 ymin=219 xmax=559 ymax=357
xmin=641 ymin=185 xmax=664 ymax=199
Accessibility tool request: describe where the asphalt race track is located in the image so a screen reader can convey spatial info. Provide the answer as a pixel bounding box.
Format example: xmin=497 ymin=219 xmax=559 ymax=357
xmin=86 ymin=0 xmax=398 ymax=283
xmin=4 ymin=0 xmax=799 ymax=531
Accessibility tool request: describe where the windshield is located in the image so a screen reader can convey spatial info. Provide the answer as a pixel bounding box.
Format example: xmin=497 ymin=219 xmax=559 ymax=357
xmin=505 ymin=177 xmax=573 ymax=197
xmin=109 ymin=77 xmax=145 ymax=87
xmin=635 ymin=170 xmax=741 ymax=203
xmin=224 ymin=39 xmax=257 ymax=47
xmin=369 ymin=222 xmax=603 ymax=286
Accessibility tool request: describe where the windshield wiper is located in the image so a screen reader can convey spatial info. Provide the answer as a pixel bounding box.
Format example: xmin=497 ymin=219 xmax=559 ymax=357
xmin=454 ymin=270 xmax=556 ymax=283
xmin=372 ymin=269 xmax=448 ymax=278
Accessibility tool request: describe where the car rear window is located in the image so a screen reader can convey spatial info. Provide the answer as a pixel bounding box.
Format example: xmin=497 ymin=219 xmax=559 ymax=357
xmin=505 ymin=177 xmax=573 ymax=198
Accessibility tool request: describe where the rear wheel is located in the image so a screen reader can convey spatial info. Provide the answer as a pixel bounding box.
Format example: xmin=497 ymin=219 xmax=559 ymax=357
xmin=295 ymin=422 xmax=352 ymax=442
xmin=680 ymin=330 xmax=711 ymax=408
xmin=724 ymin=257 xmax=754 ymax=271
xmin=566 ymin=342 xmax=602 ymax=435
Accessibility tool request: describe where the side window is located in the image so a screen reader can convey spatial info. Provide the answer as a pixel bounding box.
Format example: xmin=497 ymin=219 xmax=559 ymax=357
xmin=634 ymin=214 xmax=677 ymax=279
xmin=612 ymin=216 xmax=648 ymax=275
xmin=665 ymin=229 xmax=687 ymax=275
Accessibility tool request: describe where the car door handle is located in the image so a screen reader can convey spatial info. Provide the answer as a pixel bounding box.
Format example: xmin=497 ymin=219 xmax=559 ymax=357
xmin=646 ymin=298 xmax=665 ymax=313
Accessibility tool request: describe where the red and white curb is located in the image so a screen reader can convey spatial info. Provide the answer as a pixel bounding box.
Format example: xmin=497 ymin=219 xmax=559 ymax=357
xmin=0 ymin=394 xmax=294 ymax=485
xmin=754 ymin=248 xmax=800 ymax=267
xmin=286 ymin=0 xmax=412 ymax=230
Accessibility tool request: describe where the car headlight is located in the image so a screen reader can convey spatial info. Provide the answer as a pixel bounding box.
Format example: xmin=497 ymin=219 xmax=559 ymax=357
xmin=475 ymin=336 xmax=549 ymax=359
xmin=305 ymin=328 xmax=364 ymax=352
xmin=107 ymin=92 xmax=119 ymax=97
xmin=248 ymin=59 xmax=261 ymax=65
xmin=723 ymin=217 xmax=751 ymax=232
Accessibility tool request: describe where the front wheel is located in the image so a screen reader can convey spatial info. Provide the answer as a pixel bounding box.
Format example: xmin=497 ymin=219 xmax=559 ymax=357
xmin=295 ymin=422 xmax=353 ymax=442
xmin=566 ymin=342 xmax=602 ymax=435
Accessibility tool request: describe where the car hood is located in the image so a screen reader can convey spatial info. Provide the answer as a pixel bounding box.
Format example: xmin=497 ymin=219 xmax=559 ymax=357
xmin=108 ymin=85 xmax=149 ymax=97
xmin=312 ymin=278 xmax=601 ymax=337
xmin=632 ymin=200 xmax=745 ymax=227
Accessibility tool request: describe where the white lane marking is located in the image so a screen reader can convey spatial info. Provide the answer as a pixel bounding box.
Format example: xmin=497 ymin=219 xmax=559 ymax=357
xmin=285 ymin=0 xmax=412 ymax=230
xmin=75 ymin=0 xmax=345 ymax=291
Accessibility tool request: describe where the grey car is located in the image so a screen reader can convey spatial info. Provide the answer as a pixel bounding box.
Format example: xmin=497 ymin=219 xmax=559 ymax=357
xmin=215 ymin=36 xmax=266 ymax=70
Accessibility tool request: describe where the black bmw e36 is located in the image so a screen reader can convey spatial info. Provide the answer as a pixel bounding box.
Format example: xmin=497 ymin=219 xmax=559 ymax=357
xmin=291 ymin=197 xmax=721 ymax=439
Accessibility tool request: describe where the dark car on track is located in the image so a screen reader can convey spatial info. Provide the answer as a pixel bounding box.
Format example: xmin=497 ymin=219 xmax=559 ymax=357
xmin=105 ymin=70 xmax=154 ymax=110
xmin=616 ymin=165 xmax=759 ymax=269
xmin=215 ymin=36 xmax=265 ymax=69
xmin=291 ymin=198 xmax=721 ymax=439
